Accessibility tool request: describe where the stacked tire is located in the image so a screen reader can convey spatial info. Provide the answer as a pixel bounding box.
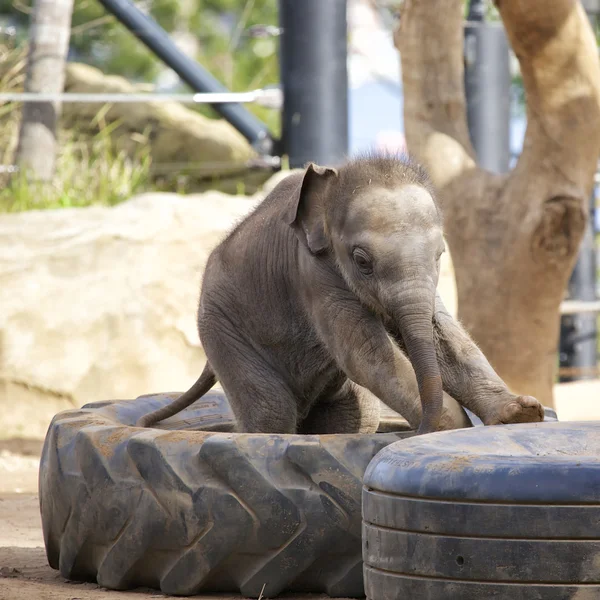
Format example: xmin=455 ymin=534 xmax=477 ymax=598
xmin=362 ymin=420 xmax=600 ymax=600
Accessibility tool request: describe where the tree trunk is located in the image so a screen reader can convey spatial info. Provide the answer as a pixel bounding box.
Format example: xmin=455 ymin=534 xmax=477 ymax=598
xmin=396 ymin=0 xmax=600 ymax=407
xmin=16 ymin=0 xmax=74 ymax=181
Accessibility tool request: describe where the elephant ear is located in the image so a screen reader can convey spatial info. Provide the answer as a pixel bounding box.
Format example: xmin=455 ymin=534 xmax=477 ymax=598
xmin=284 ymin=162 xmax=338 ymax=254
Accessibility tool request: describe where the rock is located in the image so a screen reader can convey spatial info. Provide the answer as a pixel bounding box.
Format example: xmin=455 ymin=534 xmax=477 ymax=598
xmin=0 ymin=60 xmax=272 ymax=195
xmin=61 ymin=63 xmax=272 ymax=194
xmin=0 ymin=54 xmax=275 ymax=194
xmin=0 ymin=191 xmax=259 ymax=439
xmin=63 ymin=62 xmax=251 ymax=157
xmin=253 ymin=167 xmax=304 ymax=197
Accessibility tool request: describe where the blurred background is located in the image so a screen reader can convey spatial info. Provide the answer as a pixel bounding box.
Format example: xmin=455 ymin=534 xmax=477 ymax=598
xmin=0 ymin=0 xmax=583 ymax=199
xmin=0 ymin=0 xmax=598 ymax=440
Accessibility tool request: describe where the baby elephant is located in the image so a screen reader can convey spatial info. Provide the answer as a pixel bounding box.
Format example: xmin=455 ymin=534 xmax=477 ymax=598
xmin=138 ymin=154 xmax=544 ymax=435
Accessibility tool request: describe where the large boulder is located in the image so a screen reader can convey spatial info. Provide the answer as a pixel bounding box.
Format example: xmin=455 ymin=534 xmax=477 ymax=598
xmin=0 ymin=58 xmax=273 ymax=195
xmin=0 ymin=191 xmax=258 ymax=438
xmin=0 ymin=172 xmax=458 ymax=439
xmin=62 ymin=63 xmax=273 ymax=194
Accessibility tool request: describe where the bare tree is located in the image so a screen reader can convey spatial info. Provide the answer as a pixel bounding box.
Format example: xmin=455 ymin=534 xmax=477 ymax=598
xmin=396 ymin=0 xmax=600 ymax=407
xmin=16 ymin=0 xmax=74 ymax=181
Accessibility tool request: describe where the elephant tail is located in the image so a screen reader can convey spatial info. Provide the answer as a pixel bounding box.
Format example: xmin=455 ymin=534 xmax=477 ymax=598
xmin=136 ymin=362 xmax=217 ymax=428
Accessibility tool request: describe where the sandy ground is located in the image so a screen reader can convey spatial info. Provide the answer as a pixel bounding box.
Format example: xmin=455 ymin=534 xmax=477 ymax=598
xmin=0 ymin=379 xmax=598 ymax=599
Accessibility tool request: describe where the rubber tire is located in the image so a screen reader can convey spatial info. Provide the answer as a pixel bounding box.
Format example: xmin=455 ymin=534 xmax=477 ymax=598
xmin=39 ymin=391 xmax=415 ymax=598
xmin=362 ymin=420 xmax=600 ymax=600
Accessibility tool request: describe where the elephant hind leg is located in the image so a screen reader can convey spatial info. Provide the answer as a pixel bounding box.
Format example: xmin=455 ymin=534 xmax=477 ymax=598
xmin=298 ymin=379 xmax=380 ymax=435
xmin=203 ymin=336 xmax=298 ymax=434
xmin=217 ymin=373 xmax=299 ymax=433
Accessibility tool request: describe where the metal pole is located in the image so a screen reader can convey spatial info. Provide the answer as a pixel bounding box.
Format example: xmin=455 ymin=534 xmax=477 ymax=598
xmin=464 ymin=0 xmax=511 ymax=174
xmin=96 ymin=0 xmax=273 ymax=155
xmin=278 ymin=0 xmax=348 ymax=168
xmin=559 ymin=174 xmax=599 ymax=382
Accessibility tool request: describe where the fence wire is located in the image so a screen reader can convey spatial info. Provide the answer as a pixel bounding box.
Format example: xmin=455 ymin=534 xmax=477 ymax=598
xmin=0 ymin=88 xmax=283 ymax=109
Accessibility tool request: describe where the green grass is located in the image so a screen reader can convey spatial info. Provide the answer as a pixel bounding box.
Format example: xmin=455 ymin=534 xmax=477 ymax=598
xmin=0 ymin=41 xmax=154 ymax=213
xmin=0 ymin=126 xmax=153 ymax=213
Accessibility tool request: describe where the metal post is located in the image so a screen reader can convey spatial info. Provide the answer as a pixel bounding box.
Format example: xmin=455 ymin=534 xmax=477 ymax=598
xmin=464 ymin=0 xmax=511 ymax=174
xmin=278 ymin=0 xmax=348 ymax=168
xmin=559 ymin=187 xmax=599 ymax=381
xmin=96 ymin=0 xmax=273 ymax=155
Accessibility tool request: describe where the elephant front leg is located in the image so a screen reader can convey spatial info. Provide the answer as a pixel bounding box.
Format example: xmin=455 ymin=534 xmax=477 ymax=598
xmin=433 ymin=292 xmax=544 ymax=425
xmin=313 ymin=293 xmax=470 ymax=431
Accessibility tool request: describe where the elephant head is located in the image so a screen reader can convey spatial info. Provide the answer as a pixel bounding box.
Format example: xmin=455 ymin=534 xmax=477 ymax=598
xmin=285 ymin=155 xmax=446 ymax=434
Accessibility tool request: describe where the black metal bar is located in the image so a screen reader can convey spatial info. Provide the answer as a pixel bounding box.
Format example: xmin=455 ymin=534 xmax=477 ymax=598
xmin=464 ymin=0 xmax=511 ymax=174
xmin=278 ymin=0 xmax=348 ymax=168
xmin=96 ymin=0 xmax=274 ymax=155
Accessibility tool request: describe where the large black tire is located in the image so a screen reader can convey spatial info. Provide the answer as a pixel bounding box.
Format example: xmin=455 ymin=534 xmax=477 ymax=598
xmin=362 ymin=420 xmax=600 ymax=600
xmin=39 ymin=391 xmax=415 ymax=597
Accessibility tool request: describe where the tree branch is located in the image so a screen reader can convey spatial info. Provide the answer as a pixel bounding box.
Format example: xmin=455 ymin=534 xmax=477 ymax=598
xmin=397 ymin=0 xmax=600 ymax=406
xmin=500 ymin=0 xmax=600 ymax=201
xmin=395 ymin=0 xmax=478 ymax=190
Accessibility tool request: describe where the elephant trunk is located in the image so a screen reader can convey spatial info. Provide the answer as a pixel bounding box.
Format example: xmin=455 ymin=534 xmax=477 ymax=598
xmin=394 ymin=294 xmax=443 ymax=434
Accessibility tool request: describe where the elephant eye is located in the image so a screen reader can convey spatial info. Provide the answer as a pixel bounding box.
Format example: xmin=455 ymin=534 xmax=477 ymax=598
xmin=352 ymin=247 xmax=373 ymax=275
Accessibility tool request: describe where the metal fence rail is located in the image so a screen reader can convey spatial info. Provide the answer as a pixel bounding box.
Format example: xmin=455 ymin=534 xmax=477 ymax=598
xmin=560 ymin=300 xmax=600 ymax=315
xmin=0 ymin=89 xmax=283 ymax=109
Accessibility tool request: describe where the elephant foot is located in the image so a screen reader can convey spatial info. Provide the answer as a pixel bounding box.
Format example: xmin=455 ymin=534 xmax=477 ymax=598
xmin=483 ymin=394 xmax=544 ymax=426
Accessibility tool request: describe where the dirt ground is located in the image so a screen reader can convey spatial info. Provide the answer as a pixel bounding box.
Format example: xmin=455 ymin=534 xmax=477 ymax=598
xmin=1 ymin=379 xmax=598 ymax=600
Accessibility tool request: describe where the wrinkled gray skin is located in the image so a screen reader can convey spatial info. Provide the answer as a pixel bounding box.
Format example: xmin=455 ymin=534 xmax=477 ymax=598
xmin=138 ymin=155 xmax=544 ymax=435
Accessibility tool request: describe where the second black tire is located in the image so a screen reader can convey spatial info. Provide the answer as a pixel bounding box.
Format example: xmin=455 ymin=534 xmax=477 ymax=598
xmin=362 ymin=420 xmax=600 ymax=600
